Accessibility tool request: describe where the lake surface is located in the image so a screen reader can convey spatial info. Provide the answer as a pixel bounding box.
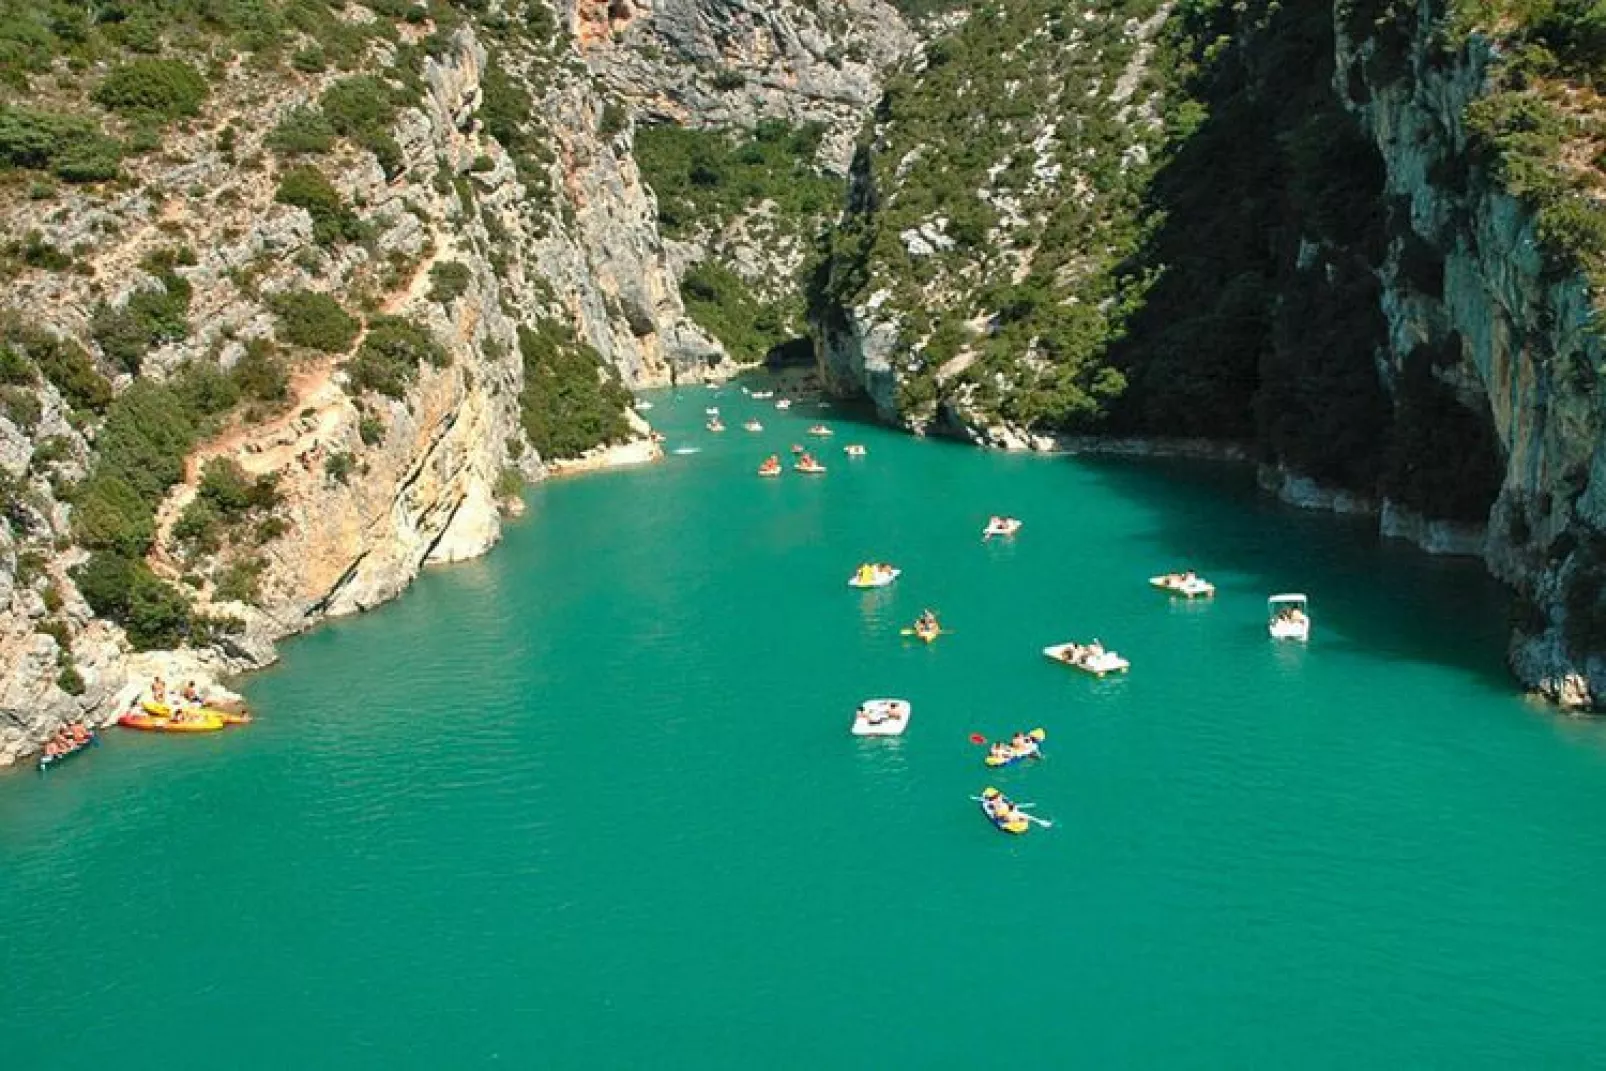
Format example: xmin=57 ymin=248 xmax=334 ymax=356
xmin=6 ymin=384 xmax=1606 ymax=1067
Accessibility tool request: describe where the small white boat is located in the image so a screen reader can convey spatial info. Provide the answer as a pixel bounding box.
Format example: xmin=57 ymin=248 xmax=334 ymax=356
xmin=982 ymin=517 xmax=1022 ymax=540
xmin=1043 ymin=642 xmax=1130 ymax=676
xmin=852 ymin=698 xmax=911 ymax=737
xmin=1268 ymin=593 xmax=1310 ymax=642
xmin=808 ymin=424 xmax=833 ymax=436
xmin=706 ymin=419 xmax=725 ymax=432
xmin=705 ymin=406 xmax=720 ymax=415
xmin=633 ymin=400 xmax=654 ymax=411
xmin=1149 ymin=572 xmax=1215 ymax=598
xmin=847 ymin=565 xmax=900 ymax=589
xmin=744 ymin=420 xmax=764 ymax=432
xmin=775 ymin=399 xmax=792 ymax=410
xmin=844 ymin=444 xmax=867 ymax=457
xmin=672 ymin=447 xmax=701 ymax=455
xmin=751 ymin=390 xmax=774 ymax=400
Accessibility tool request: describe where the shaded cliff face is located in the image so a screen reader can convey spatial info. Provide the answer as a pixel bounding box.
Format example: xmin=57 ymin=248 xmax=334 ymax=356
xmin=1335 ymin=5 xmax=1606 ymax=707
xmin=808 ymin=0 xmax=1606 ymax=707
xmin=0 ymin=15 xmax=705 ymax=765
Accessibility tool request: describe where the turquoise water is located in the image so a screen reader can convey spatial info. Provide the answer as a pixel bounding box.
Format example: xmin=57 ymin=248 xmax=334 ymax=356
xmin=6 ymin=385 xmax=1606 ymax=1067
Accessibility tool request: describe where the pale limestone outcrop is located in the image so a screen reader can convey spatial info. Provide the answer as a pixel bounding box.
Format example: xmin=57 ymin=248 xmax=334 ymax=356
xmin=0 ymin=24 xmax=701 ymax=765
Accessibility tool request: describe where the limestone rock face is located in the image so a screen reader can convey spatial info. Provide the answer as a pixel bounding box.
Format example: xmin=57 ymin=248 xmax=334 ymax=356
xmin=0 ymin=24 xmax=717 ymax=766
xmin=571 ymin=0 xmax=915 ymax=172
xmin=1338 ymin=11 xmax=1606 ymax=706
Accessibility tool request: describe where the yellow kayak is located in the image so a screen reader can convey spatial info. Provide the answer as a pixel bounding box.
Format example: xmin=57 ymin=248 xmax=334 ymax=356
xmin=979 ymin=787 xmax=1030 ymax=834
xmin=120 ymin=712 xmax=226 ymax=733
xmin=141 ymin=700 xmax=252 ymax=726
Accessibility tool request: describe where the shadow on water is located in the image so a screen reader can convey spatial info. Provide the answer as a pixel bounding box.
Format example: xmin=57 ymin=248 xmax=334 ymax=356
xmin=1072 ymin=453 xmax=1518 ymax=693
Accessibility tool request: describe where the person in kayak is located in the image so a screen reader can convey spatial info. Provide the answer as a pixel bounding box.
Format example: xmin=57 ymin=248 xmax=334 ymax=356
xmin=181 ymin=680 xmax=201 ymax=705
xmin=917 ymin=609 xmax=939 ymax=632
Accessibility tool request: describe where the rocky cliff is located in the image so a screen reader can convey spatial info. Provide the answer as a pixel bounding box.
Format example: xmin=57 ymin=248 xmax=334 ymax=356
xmin=0 ymin=8 xmax=719 ymax=765
xmin=807 ymin=0 xmax=1606 ymax=708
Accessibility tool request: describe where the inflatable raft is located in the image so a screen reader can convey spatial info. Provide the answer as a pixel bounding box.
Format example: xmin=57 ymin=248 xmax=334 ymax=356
xmin=852 ymin=698 xmax=911 ymax=737
xmin=979 ymin=787 xmax=1030 ymax=834
xmin=984 ymin=728 xmax=1046 ymax=767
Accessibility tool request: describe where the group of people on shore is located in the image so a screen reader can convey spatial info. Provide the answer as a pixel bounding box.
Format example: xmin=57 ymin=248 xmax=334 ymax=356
xmin=145 ymin=676 xmax=210 ymax=722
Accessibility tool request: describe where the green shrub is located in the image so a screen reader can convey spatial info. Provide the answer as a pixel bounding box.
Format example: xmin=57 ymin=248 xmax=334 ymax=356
xmin=56 ymin=664 xmax=85 ymax=695
xmin=275 ymin=165 xmax=363 ymax=246
xmin=358 ymin=413 xmax=385 ymax=445
xmin=0 ymin=383 xmax=40 ymax=430
xmin=92 ymin=59 xmax=208 ymax=120
xmin=0 ymin=104 xmax=121 ymax=182
xmin=270 ymin=289 xmax=359 ymax=352
xmin=173 ymin=498 xmax=222 ymax=554
xmin=91 ymin=272 xmax=192 ymax=373
xmin=320 ymin=74 xmax=406 ymax=176
xmin=599 ymin=101 xmax=628 ymax=137
xmin=427 ymin=260 xmax=473 ymax=305
xmin=324 ymin=450 xmax=354 ymax=483
xmin=680 ymin=261 xmax=790 ymax=363
xmin=342 ymin=315 xmax=447 ymax=397
xmin=292 ymin=46 xmax=327 ymax=73
xmin=6 ymin=327 xmax=110 ymax=412
xmin=517 ymin=320 xmax=633 ymax=458
xmin=0 ymin=343 xmax=35 ymax=384
xmin=711 ymin=69 xmax=745 ymax=91
xmin=213 ymin=555 xmax=265 ymax=604
xmin=198 ymin=458 xmax=280 ymax=517
xmin=232 ymin=339 xmax=289 ymax=402
xmin=266 ymin=105 xmax=336 ymax=155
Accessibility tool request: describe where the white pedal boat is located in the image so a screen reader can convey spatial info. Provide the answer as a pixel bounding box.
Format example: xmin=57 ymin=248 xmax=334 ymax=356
xmin=852 ymin=698 xmax=911 ymax=737
xmin=744 ymin=420 xmax=764 ymax=432
xmin=848 ymin=566 xmax=900 ymax=589
xmin=1043 ymin=642 xmax=1130 ymax=676
xmin=1149 ymin=573 xmax=1215 ymax=598
xmin=983 ymin=518 xmax=1022 ymax=539
xmin=1268 ymin=593 xmax=1310 ymax=642
xmin=775 ymin=399 xmax=792 ymax=410
xmin=844 ymin=444 xmax=866 ymax=457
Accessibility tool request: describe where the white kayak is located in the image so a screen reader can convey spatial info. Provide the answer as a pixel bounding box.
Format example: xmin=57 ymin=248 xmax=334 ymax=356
xmin=852 ymin=698 xmax=911 ymax=737
xmin=1043 ymin=642 xmax=1130 ymax=676
xmin=848 ymin=567 xmax=900 ymax=589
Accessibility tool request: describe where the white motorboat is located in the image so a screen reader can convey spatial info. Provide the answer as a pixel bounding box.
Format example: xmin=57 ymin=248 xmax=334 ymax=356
xmin=852 ymin=698 xmax=911 ymax=737
xmin=1268 ymin=593 xmax=1310 ymax=641
xmin=751 ymin=390 xmax=774 ymax=400
xmin=1042 ymin=641 xmax=1130 ymax=676
xmin=1149 ymin=572 xmax=1215 ymax=598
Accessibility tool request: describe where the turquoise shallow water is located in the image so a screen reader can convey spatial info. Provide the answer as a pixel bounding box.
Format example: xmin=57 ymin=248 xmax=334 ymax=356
xmin=7 ymin=385 xmax=1606 ymax=1067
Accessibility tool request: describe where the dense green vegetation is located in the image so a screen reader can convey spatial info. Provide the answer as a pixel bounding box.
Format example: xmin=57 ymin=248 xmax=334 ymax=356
xmin=91 ymin=248 xmax=196 ymax=374
xmin=270 ymin=289 xmax=360 ymax=352
xmin=92 ymin=58 xmax=208 ymax=120
xmin=812 ymin=0 xmax=1169 ymax=428
xmin=636 ymin=121 xmax=842 ymax=360
xmin=275 ymin=165 xmax=364 ymax=246
xmin=67 ymin=364 xmax=265 ymax=649
xmin=343 ymin=315 xmax=448 ymax=398
xmin=516 ymin=320 xmax=633 ymax=459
